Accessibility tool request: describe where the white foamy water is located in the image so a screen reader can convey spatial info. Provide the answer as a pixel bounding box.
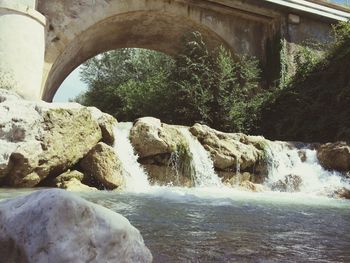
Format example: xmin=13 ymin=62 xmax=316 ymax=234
xmin=265 ymin=142 xmax=350 ymax=195
xmin=179 ymin=128 xmax=222 ymax=187
xmin=112 ymin=122 xmax=150 ymax=192
xmin=112 ymin=122 xmax=349 ymax=200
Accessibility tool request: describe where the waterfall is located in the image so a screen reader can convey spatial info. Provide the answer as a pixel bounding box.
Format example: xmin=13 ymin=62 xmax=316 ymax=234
xmin=179 ymin=128 xmax=222 ymax=187
xmin=111 ymin=122 xmax=349 ymax=197
xmin=235 ymin=157 xmax=241 ymax=186
xmin=112 ymin=122 xmax=150 ymax=192
xmin=265 ymin=142 xmax=350 ymax=195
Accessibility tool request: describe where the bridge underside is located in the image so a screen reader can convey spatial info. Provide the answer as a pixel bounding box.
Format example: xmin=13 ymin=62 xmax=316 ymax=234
xmin=1 ymin=0 xmax=347 ymax=100
xmin=38 ymin=0 xmax=277 ymax=101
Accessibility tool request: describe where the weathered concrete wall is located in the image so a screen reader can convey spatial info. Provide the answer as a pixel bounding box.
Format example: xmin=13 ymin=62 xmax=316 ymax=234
xmin=0 ymin=0 xmax=45 ymax=99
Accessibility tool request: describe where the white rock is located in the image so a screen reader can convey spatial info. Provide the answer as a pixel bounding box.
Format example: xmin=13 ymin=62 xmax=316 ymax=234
xmin=0 ymin=89 xmax=107 ymax=186
xmin=0 ymin=189 xmax=153 ymax=263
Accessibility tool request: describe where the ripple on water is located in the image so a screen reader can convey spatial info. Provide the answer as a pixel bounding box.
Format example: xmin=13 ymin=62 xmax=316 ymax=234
xmin=1 ymin=187 xmax=350 ymax=262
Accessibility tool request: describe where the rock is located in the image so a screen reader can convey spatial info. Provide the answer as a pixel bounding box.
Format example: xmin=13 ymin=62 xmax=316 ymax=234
xmin=129 ymin=118 xmax=194 ymax=186
xmin=0 ymin=89 xmax=104 ymax=187
xmin=7 ymin=108 xmax=102 ymax=187
xmin=54 ymin=170 xmax=97 ymax=191
xmin=57 ymin=178 xmax=98 ymax=192
xmin=89 ymin=107 xmax=117 ymax=145
xmin=332 ymin=187 xmax=350 ymax=199
xmin=80 ymin=142 xmax=124 ymax=190
xmin=221 ymin=172 xmax=252 ymax=185
xmin=189 ymin=123 xmax=267 ymax=175
xmin=239 ymin=181 xmax=266 ymax=192
xmin=55 ymin=170 xmax=85 ymax=184
xmin=130 ymin=117 xmax=186 ymax=158
xmin=298 ymin=150 xmax=307 ymax=162
xmin=0 ymin=189 xmax=152 ymax=262
xmin=143 ymin=164 xmax=193 ymax=187
xmin=317 ymin=142 xmax=350 ymax=172
xmin=221 ymin=171 xmax=265 ymax=191
xmin=271 ymin=174 xmax=303 ymax=192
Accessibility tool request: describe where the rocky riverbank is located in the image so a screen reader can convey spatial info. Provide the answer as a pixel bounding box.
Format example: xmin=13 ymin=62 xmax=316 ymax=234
xmin=1 ymin=89 xmax=350 ymax=197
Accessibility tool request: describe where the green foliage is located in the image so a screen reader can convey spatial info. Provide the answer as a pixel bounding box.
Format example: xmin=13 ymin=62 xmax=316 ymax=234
xmin=259 ymin=21 xmax=350 ymax=143
xmin=75 ymin=32 xmax=263 ymax=133
xmin=75 ymin=48 xmax=174 ymax=121
xmin=333 ymin=21 xmax=350 ymax=48
xmin=164 ymin=32 xmax=263 ymax=132
xmin=166 ymin=32 xmax=214 ymax=125
xmin=279 ymin=39 xmax=292 ymax=88
xmin=293 ymin=42 xmax=324 ymax=79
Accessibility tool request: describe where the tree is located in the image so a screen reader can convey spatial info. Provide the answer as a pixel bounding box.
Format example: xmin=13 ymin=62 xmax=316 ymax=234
xmin=168 ymin=32 xmax=262 ymax=132
xmin=76 ymin=48 xmax=174 ymax=121
xmin=74 ymin=32 xmax=263 ymax=133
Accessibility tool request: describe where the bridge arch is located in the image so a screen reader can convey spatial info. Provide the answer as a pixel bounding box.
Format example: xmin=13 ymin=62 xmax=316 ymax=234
xmin=1 ymin=0 xmax=346 ymax=100
xmin=38 ymin=0 xmax=270 ymax=101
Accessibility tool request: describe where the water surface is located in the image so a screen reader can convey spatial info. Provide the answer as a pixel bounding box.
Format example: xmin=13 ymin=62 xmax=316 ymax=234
xmin=2 ymin=188 xmax=349 ymax=263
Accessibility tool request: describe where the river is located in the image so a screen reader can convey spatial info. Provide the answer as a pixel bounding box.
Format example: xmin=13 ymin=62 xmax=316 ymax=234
xmin=0 ymin=187 xmax=349 ymax=262
xmin=0 ymin=122 xmax=350 ymax=262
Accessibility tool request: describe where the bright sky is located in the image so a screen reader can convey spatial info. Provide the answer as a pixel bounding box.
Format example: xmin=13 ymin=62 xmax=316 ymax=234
xmin=53 ymin=67 xmax=87 ymax=102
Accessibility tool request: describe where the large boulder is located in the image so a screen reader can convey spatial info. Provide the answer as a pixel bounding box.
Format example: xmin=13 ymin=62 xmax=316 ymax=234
xmin=317 ymin=142 xmax=350 ymax=172
xmin=80 ymin=142 xmax=124 ymax=190
xmin=189 ymin=124 xmax=267 ymax=180
xmin=0 ymin=189 xmax=152 ymax=263
xmin=130 ymin=117 xmax=193 ymax=186
xmin=130 ymin=117 xmax=185 ymax=158
xmin=0 ymin=89 xmax=104 ymax=187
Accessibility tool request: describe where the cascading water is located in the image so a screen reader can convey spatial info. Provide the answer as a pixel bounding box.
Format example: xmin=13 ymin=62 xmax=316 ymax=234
xmin=265 ymin=141 xmax=350 ymax=195
xmin=179 ymin=128 xmax=222 ymax=187
xmin=112 ymin=122 xmax=349 ymax=198
xmin=112 ymin=122 xmax=150 ymax=192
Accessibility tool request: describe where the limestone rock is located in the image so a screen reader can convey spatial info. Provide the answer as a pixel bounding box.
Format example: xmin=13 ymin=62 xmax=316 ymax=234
xmin=89 ymin=107 xmax=117 ymax=145
xmin=317 ymin=142 xmax=350 ymax=172
xmin=7 ymin=108 xmax=102 ymax=187
xmin=80 ymin=142 xmax=124 ymax=190
xmin=221 ymin=172 xmax=252 ymax=185
xmin=129 ymin=118 xmax=194 ymax=186
xmin=189 ymin=123 xmax=266 ymax=173
xmin=143 ymin=164 xmax=193 ymax=187
xmin=0 ymin=189 xmax=152 ymax=263
xmin=54 ymin=170 xmax=97 ymax=191
xmin=130 ymin=117 xmax=186 ymax=158
xmin=271 ymin=174 xmax=303 ymax=192
xmin=239 ymin=181 xmax=266 ymax=192
xmin=332 ymin=187 xmax=350 ymax=199
xmin=298 ymin=149 xmax=307 ymax=162
xmin=57 ymin=178 xmax=98 ymax=192
xmin=55 ymin=170 xmax=85 ymax=185
xmin=0 ymin=89 xmax=104 ymax=187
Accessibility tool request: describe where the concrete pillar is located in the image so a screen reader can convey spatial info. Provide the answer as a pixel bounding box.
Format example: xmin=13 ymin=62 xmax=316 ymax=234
xmin=0 ymin=0 xmax=46 ymax=100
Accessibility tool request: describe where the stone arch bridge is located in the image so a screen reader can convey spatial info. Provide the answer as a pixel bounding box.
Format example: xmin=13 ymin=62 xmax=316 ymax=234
xmin=0 ymin=0 xmax=349 ymax=100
